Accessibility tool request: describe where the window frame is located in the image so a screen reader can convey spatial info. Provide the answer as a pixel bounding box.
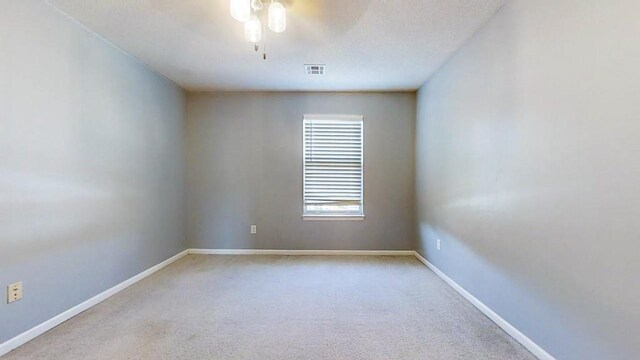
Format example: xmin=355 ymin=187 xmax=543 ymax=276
xmin=302 ymin=114 xmax=365 ymax=221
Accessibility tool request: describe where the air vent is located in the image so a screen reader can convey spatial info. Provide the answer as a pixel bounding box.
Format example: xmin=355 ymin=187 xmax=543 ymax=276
xmin=305 ymin=64 xmax=325 ymax=75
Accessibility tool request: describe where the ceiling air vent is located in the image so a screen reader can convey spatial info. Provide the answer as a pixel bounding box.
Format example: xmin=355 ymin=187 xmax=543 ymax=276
xmin=305 ymin=64 xmax=325 ymax=75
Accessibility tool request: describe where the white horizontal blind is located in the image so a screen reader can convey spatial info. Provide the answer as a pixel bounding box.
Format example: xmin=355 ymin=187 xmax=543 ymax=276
xmin=303 ymin=115 xmax=364 ymax=216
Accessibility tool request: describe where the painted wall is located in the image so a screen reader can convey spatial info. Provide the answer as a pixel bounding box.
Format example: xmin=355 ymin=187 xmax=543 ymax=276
xmin=0 ymin=1 xmax=187 ymax=343
xmin=415 ymin=1 xmax=640 ymax=359
xmin=187 ymin=92 xmax=415 ymax=250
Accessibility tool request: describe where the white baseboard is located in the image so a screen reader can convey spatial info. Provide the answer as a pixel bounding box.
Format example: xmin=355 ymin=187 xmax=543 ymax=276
xmin=1 ymin=249 xmax=552 ymax=360
xmin=188 ymin=249 xmax=415 ymax=256
xmin=0 ymin=249 xmax=189 ymax=358
xmin=413 ymin=252 xmax=555 ymax=360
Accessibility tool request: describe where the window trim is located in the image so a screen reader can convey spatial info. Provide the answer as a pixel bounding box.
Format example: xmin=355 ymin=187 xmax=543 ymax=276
xmin=302 ymin=214 xmax=365 ymax=221
xmin=302 ymin=114 xmax=365 ymax=220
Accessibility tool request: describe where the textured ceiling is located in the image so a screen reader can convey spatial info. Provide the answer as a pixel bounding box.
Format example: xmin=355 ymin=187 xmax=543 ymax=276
xmin=46 ymin=0 xmax=505 ymax=91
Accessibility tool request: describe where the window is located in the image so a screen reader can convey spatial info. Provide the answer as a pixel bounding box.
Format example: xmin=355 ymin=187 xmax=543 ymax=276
xmin=303 ymin=115 xmax=364 ymax=219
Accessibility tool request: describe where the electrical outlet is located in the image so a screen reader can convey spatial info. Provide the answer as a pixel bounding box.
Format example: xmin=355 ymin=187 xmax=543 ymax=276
xmin=7 ymin=281 xmax=23 ymax=304
xmin=251 ymin=225 xmax=257 ymax=234
xmin=436 ymin=238 xmax=441 ymax=250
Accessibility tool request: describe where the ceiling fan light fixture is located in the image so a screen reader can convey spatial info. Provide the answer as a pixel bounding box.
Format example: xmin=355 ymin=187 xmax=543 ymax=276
xmin=251 ymin=0 xmax=264 ymax=11
xmin=244 ymin=15 xmax=262 ymax=43
xmin=268 ymin=1 xmax=286 ymax=33
xmin=230 ymin=0 xmax=250 ymax=22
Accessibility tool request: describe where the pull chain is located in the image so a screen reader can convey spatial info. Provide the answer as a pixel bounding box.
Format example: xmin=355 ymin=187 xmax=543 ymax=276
xmin=262 ymin=18 xmax=267 ymax=60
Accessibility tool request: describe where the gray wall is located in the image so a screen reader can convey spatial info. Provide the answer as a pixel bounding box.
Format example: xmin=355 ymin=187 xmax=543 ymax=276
xmin=415 ymin=0 xmax=640 ymax=359
xmin=187 ymin=92 xmax=415 ymax=250
xmin=0 ymin=1 xmax=187 ymax=343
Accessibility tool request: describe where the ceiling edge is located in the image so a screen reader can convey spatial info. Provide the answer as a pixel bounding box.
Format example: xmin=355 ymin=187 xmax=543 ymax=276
xmin=44 ymin=0 xmax=185 ymax=91
xmin=415 ymin=1 xmax=509 ymax=90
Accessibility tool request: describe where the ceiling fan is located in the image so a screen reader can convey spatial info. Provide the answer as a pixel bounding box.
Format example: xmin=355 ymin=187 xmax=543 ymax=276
xmin=230 ymin=0 xmax=286 ymax=58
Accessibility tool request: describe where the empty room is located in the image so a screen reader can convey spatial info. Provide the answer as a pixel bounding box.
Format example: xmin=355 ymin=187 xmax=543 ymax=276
xmin=1 ymin=0 xmax=639 ymax=359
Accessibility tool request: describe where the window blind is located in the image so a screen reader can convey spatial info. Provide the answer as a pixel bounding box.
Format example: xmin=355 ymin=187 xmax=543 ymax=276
xmin=303 ymin=115 xmax=364 ymax=217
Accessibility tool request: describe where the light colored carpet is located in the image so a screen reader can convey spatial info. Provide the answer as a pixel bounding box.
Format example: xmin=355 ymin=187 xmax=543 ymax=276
xmin=4 ymin=255 xmax=536 ymax=359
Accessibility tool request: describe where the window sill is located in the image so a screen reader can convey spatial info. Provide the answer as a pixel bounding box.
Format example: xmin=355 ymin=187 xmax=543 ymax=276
xmin=302 ymin=215 xmax=365 ymax=221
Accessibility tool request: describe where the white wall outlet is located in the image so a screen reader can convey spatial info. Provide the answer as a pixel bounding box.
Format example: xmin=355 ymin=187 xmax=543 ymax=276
xmin=436 ymin=238 xmax=441 ymax=250
xmin=7 ymin=281 xmax=23 ymax=304
xmin=250 ymin=225 xmax=257 ymax=234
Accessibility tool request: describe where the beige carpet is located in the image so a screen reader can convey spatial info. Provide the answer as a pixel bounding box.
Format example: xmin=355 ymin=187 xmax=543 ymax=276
xmin=4 ymin=255 xmax=536 ymax=359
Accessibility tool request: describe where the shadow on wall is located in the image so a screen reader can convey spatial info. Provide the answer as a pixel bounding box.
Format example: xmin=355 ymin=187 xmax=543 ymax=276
xmin=416 ymin=222 xmax=606 ymax=359
xmin=415 ymin=1 xmax=640 ymax=359
xmin=416 ymin=2 xmax=624 ymax=358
